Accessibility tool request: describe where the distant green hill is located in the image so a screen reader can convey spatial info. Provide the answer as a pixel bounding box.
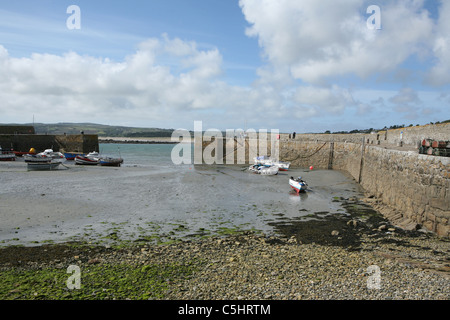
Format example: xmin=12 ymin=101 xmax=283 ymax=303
xmin=6 ymin=123 xmax=175 ymax=137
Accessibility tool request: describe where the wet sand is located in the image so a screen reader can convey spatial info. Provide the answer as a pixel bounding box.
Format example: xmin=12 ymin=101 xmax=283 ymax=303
xmin=1 ymin=159 xmax=366 ymax=246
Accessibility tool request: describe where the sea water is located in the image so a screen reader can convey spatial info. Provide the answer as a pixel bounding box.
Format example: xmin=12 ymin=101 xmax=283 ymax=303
xmin=99 ymin=143 xmax=180 ymax=168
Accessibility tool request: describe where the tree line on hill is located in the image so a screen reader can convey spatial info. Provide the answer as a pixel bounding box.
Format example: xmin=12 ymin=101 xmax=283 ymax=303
xmin=324 ymin=119 xmax=449 ymax=134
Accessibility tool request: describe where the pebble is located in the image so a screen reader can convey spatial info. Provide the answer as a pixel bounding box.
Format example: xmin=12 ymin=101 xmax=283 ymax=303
xmin=1 ymin=230 xmax=449 ymax=300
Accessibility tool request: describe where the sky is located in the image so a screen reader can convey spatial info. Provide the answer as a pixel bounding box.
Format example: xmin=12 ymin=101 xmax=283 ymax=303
xmin=0 ymin=0 xmax=449 ymax=133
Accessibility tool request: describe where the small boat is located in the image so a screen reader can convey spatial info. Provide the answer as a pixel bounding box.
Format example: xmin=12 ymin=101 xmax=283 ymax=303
xmin=41 ymin=149 xmax=66 ymax=162
xmin=259 ymin=165 xmax=279 ymax=175
xmin=64 ymin=152 xmax=85 ymax=161
xmin=289 ymin=176 xmax=308 ymax=194
xmin=0 ymin=147 xmax=16 ymax=161
xmin=75 ymin=151 xmax=100 ymax=165
xmin=27 ymin=161 xmax=61 ymax=171
xmin=249 ymin=164 xmax=279 ymax=175
xmin=99 ymin=156 xmax=124 ymax=167
xmin=254 ymin=156 xmax=290 ymax=171
xmin=24 ymin=149 xmax=66 ymax=163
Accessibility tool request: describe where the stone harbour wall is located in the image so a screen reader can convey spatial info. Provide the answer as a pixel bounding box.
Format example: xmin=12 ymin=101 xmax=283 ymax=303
xmin=279 ymin=140 xmax=450 ymax=237
xmin=382 ymin=122 xmax=450 ymax=147
xmin=278 ymin=140 xmax=449 ymax=237
xmin=359 ymin=147 xmax=449 ymax=237
xmin=202 ymin=127 xmax=449 ymax=237
xmin=0 ymin=134 xmax=99 ymax=153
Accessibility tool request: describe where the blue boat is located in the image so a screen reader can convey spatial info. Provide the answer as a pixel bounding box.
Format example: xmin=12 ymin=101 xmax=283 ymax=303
xmin=64 ymin=152 xmax=85 ymax=160
xmin=99 ymin=156 xmax=124 ymax=167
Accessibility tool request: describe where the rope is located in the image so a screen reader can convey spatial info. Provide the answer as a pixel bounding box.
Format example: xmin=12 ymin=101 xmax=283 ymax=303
xmin=222 ymin=137 xmax=247 ymax=160
xmin=282 ymin=142 xmax=328 ymax=162
xmin=60 ymin=162 xmax=71 ymax=169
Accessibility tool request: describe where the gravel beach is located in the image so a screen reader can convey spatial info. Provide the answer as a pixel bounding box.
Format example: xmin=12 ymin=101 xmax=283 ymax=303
xmin=0 ymin=159 xmax=449 ymax=300
xmin=1 ymin=221 xmax=449 ymax=300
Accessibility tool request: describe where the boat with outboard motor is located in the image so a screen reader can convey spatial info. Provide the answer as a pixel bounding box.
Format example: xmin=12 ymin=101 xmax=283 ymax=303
xmin=289 ymin=176 xmax=308 ymax=194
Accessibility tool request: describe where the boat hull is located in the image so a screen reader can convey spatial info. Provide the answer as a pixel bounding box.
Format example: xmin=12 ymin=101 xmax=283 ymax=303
xmin=289 ymin=178 xmax=308 ymax=193
xmin=1 ymin=149 xmax=17 ymax=161
xmin=24 ymin=155 xmax=52 ymax=163
xmin=64 ymin=152 xmax=84 ymax=161
xmin=27 ymin=162 xmax=61 ymax=171
xmin=0 ymin=155 xmax=16 ymax=161
xmin=99 ymin=158 xmax=123 ymax=167
xmin=75 ymin=156 xmax=99 ymax=165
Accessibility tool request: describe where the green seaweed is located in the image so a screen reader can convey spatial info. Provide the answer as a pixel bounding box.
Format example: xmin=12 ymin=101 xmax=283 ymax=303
xmin=0 ymin=261 xmax=197 ymax=300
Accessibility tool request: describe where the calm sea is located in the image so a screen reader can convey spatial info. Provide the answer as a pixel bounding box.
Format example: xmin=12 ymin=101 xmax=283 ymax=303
xmin=99 ymin=143 xmax=184 ymax=168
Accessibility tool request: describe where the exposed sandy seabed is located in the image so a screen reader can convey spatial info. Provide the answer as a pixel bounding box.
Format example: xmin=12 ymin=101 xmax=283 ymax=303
xmin=0 ymin=159 xmax=364 ymax=246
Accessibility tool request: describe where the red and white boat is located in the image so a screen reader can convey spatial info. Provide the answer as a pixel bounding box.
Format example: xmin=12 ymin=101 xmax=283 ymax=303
xmin=0 ymin=147 xmax=16 ymax=161
xmin=289 ymin=176 xmax=308 ymax=194
xmin=75 ymin=151 xmax=100 ymax=165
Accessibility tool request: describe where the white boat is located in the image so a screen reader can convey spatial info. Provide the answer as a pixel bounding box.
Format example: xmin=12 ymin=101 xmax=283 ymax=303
xmin=24 ymin=149 xmax=66 ymax=163
xmin=75 ymin=151 xmax=100 ymax=165
xmin=254 ymin=156 xmax=290 ymax=171
xmin=289 ymin=176 xmax=308 ymax=194
xmin=249 ymin=164 xmax=279 ymax=175
xmin=41 ymin=149 xmax=66 ymax=162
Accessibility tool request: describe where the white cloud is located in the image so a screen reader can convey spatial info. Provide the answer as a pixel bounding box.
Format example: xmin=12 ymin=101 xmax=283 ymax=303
xmin=1 ymin=2 xmax=449 ymax=133
xmin=294 ymin=85 xmax=355 ymax=115
xmin=0 ymin=35 xmax=294 ymax=129
xmin=389 ymin=87 xmax=422 ymax=106
xmin=0 ymin=35 xmax=226 ymax=126
xmin=239 ymin=0 xmax=436 ymax=85
xmin=426 ymin=1 xmax=450 ymax=86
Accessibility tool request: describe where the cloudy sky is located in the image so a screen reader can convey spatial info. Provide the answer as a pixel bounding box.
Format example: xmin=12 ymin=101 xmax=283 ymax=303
xmin=0 ymin=0 xmax=449 ymax=132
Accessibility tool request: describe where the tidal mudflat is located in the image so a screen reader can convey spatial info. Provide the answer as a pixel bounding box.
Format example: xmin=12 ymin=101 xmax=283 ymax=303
xmin=1 ymin=160 xmax=364 ymax=246
xmin=1 ymin=160 xmax=449 ymax=301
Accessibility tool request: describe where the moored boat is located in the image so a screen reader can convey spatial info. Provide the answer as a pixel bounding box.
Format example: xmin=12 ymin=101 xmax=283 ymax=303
xmin=99 ymin=156 xmax=124 ymax=167
xmin=75 ymin=151 xmax=100 ymax=165
xmin=0 ymin=147 xmax=16 ymax=161
xmin=27 ymin=161 xmax=61 ymax=171
xmin=289 ymin=176 xmax=308 ymax=194
xmin=249 ymin=164 xmax=279 ymax=175
xmin=64 ymin=152 xmax=85 ymax=161
xmin=24 ymin=149 xmax=66 ymax=163
xmin=254 ymin=156 xmax=290 ymax=171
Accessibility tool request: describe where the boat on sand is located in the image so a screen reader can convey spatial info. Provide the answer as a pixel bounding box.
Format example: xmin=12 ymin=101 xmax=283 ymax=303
xmin=249 ymin=164 xmax=279 ymax=175
xmin=254 ymin=156 xmax=290 ymax=171
xmin=289 ymin=176 xmax=308 ymax=194
xmin=99 ymin=156 xmax=124 ymax=167
xmin=75 ymin=152 xmax=100 ymax=165
xmin=24 ymin=149 xmax=66 ymax=163
xmin=27 ymin=161 xmax=61 ymax=171
xmin=0 ymin=147 xmax=16 ymax=161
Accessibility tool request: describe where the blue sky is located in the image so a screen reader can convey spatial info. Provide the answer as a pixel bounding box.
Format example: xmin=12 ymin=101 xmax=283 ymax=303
xmin=0 ymin=0 xmax=449 ymax=132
